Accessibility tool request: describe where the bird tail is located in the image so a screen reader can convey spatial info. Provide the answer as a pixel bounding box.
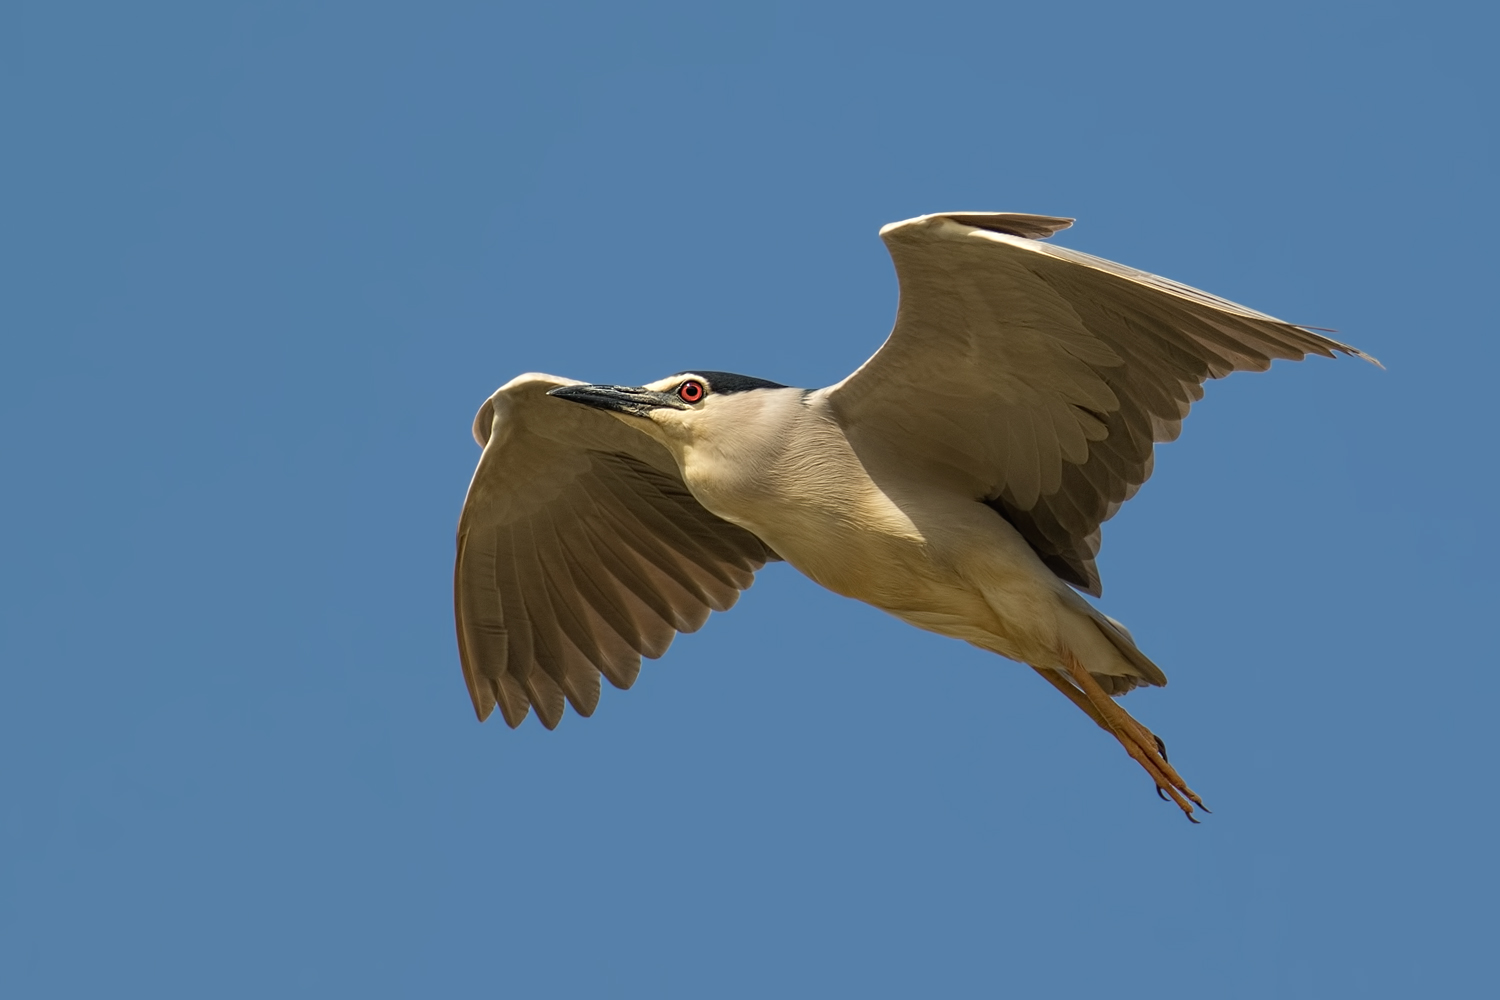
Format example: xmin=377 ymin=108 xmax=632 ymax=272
xmin=1083 ymin=608 xmax=1168 ymax=694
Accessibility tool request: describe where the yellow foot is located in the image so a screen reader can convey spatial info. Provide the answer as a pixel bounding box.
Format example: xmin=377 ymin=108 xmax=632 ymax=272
xmin=1037 ymin=654 xmax=1209 ymax=822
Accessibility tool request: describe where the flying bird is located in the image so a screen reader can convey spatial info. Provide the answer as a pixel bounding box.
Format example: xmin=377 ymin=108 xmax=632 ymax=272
xmin=453 ymin=212 xmax=1377 ymax=820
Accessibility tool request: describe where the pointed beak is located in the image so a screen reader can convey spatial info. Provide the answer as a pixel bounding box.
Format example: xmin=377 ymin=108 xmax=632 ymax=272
xmin=546 ymin=384 xmax=684 ymax=417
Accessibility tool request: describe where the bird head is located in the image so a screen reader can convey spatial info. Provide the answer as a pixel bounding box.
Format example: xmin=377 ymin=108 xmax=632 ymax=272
xmin=546 ymin=370 xmax=793 ymax=451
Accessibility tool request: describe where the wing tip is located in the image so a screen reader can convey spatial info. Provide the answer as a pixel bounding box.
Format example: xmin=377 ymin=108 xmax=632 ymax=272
xmin=1290 ymin=326 xmax=1385 ymax=369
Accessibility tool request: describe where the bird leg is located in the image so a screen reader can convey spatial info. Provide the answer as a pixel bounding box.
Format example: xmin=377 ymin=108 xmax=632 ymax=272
xmin=1034 ymin=652 xmax=1207 ymax=822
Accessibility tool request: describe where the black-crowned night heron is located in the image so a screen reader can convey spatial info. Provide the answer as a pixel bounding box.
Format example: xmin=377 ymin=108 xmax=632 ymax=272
xmin=454 ymin=212 xmax=1377 ymax=820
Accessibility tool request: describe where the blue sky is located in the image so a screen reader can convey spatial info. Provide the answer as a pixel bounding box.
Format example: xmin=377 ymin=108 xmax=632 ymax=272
xmin=2 ymin=1 xmax=1495 ymax=996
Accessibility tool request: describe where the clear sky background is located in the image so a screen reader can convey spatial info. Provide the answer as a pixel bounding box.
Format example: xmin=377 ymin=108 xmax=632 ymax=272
xmin=2 ymin=2 xmax=1495 ymax=996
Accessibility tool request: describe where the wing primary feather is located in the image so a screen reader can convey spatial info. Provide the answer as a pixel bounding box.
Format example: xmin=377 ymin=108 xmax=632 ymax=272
xmin=567 ymin=503 xmax=688 ymax=656
xmin=491 ymin=522 xmax=549 ymax=725
xmin=552 ymin=489 xmax=657 ymax=650
xmin=582 ymin=490 xmax=728 ymax=629
xmin=510 ymin=519 xmax=603 ymax=719
xmin=457 ymin=525 xmax=530 ymax=727
xmin=453 ymin=530 xmax=499 ymax=722
xmin=555 ymin=494 xmax=679 ymax=661
xmin=550 ymin=536 xmax=652 ymax=687
xmin=533 ymin=506 xmax=644 ymax=687
xmin=500 ymin=521 xmax=571 ymax=728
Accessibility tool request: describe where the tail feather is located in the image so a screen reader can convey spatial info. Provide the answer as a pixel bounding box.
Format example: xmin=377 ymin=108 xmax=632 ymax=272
xmin=1088 ymin=610 xmax=1168 ymax=690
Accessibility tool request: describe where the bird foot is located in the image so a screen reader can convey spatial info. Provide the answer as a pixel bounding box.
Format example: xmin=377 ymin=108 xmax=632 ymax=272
xmin=1040 ymin=654 xmax=1209 ymax=822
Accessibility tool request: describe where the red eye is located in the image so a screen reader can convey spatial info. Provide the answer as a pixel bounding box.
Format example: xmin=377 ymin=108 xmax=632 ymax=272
xmin=677 ymin=380 xmax=705 ymax=403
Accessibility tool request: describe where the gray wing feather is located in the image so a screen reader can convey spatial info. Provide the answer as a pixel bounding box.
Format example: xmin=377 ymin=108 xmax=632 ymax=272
xmin=455 ymin=373 xmax=776 ymax=726
xmin=827 ymin=213 xmax=1377 ymax=596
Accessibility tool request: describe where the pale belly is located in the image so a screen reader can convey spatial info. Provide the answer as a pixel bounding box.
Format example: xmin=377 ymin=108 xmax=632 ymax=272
xmin=729 ymin=490 xmax=1070 ymax=669
xmin=676 ymin=419 xmax=1078 ymax=671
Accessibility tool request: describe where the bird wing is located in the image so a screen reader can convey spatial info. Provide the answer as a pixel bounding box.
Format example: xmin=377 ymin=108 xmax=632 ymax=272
xmin=455 ymin=373 xmax=778 ymax=728
xmin=824 ymin=213 xmax=1378 ymax=596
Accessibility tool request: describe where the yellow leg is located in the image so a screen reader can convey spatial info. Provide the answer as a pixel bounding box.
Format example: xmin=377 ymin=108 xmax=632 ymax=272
xmin=1036 ymin=652 xmax=1208 ymax=822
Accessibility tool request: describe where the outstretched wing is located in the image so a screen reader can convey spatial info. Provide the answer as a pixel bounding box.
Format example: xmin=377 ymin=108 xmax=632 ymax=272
xmin=455 ymin=373 xmax=778 ymax=728
xmin=825 ymin=212 xmax=1377 ymax=596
